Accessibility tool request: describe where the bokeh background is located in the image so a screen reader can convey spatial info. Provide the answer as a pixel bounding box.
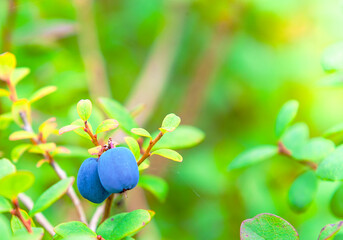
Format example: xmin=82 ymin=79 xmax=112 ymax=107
xmin=1 ymin=0 xmax=343 ymax=239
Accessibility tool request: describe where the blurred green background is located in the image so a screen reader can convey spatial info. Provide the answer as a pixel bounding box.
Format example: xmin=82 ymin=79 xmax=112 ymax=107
xmin=1 ymin=0 xmax=343 ymax=239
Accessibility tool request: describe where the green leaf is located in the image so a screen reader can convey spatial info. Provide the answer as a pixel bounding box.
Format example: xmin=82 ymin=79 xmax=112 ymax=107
xmin=0 ymin=171 xmax=34 ymax=199
xmin=11 ymin=144 xmax=31 ymax=162
xmin=0 ymin=158 xmax=16 ymax=179
xmin=318 ymin=221 xmax=343 ymax=240
xmin=151 ymin=149 xmax=183 ymax=162
xmin=275 ymin=100 xmax=299 ymax=138
xmin=0 ymin=196 xmax=12 ymax=213
xmin=38 ymin=117 xmax=58 ymax=141
xmin=54 ymin=221 xmax=96 ymax=238
xmin=131 ymin=128 xmax=151 ymax=139
xmin=0 ymin=214 xmax=11 ymax=240
xmin=151 ymin=126 xmax=205 ymax=150
xmin=139 ymin=175 xmax=168 ymax=202
xmin=281 ymin=122 xmax=309 ymax=155
xmin=324 ymin=122 xmax=343 ymax=142
xmin=12 ymin=227 xmax=44 ymax=240
xmin=11 ymin=67 xmax=30 ymax=85
xmin=321 ymin=42 xmax=343 ymax=72
xmin=293 ymin=138 xmax=335 ymax=162
xmin=77 ymin=99 xmax=92 ymax=121
xmin=95 ymin=119 xmax=119 ymax=134
xmin=228 ymin=145 xmax=278 ymax=170
xmin=288 ymin=171 xmax=318 ymax=212
xmin=330 ymin=184 xmax=343 ymax=218
xmin=29 ymin=86 xmax=57 ymax=103
xmin=96 ymin=209 xmax=155 ymax=240
xmin=11 ymin=209 xmax=35 ymax=233
xmin=0 ymin=89 xmax=10 ymax=97
xmin=12 ymin=99 xmax=31 ymax=127
xmin=317 ymin=145 xmax=343 ymax=181
xmin=0 ymin=52 xmax=16 ymax=81
xmin=125 ymin=137 xmax=140 ymax=160
xmin=98 ymin=98 xmax=138 ymax=134
xmin=30 ymin=177 xmax=74 ymax=216
xmin=59 ymin=125 xmax=83 ymax=135
xmin=160 ymin=113 xmax=181 ymax=133
xmin=240 ymin=213 xmax=299 ymax=240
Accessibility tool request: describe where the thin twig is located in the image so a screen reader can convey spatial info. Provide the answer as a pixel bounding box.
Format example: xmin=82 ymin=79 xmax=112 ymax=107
xmin=84 ymin=121 xmax=99 ymax=146
xmin=100 ymin=193 xmax=115 ymax=224
xmin=18 ymin=194 xmax=55 ymax=236
xmin=137 ymin=132 xmax=164 ymax=166
xmin=11 ymin=198 xmax=32 ymax=233
xmin=89 ymin=204 xmax=105 ymax=231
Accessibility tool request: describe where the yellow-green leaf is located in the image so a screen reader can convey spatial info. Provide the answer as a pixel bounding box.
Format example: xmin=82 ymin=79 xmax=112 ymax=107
xmin=0 ymin=171 xmax=34 ymax=199
xmin=29 ymin=143 xmax=56 ymax=154
xmin=0 ymin=89 xmax=10 ymax=97
xmin=131 ymin=128 xmax=151 ymax=139
xmin=12 ymin=99 xmax=31 ymax=127
xmin=71 ymin=119 xmax=92 ymax=140
xmin=139 ymin=175 xmax=168 ymax=202
xmin=11 ymin=67 xmax=30 ymax=85
xmin=0 ymin=52 xmax=16 ymax=81
xmin=0 ymin=113 xmax=13 ymax=130
xmin=95 ymin=119 xmax=119 ymax=134
xmin=125 ymin=137 xmax=140 ymax=160
xmin=11 ymin=144 xmax=31 ymax=162
xmin=0 ymin=158 xmax=16 ymax=179
xmin=160 ymin=113 xmax=181 ymax=133
xmin=59 ymin=125 xmax=82 ymax=135
xmin=151 ymin=149 xmax=183 ymax=162
xmin=39 ymin=117 xmax=57 ymax=141
xmin=9 ymin=131 xmax=36 ymax=141
xmin=88 ymin=146 xmax=102 ymax=156
xmin=77 ymin=99 xmax=92 ymax=121
xmin=29 ymin=86 xmax=57 ymax=103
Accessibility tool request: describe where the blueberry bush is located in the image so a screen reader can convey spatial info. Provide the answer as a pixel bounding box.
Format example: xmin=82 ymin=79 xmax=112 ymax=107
xmin=0 ymin=52 xmax=204 ymax=239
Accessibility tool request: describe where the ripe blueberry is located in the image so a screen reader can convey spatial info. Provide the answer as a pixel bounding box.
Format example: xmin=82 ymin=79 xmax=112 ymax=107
xmin=98 ymin=147 xmax=139 ymax=193
xmin=77 ymin=157 xmax=111 ymax=204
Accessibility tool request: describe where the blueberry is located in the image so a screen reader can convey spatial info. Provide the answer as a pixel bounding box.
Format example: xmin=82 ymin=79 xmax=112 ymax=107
xmin=77 ymin=157 xmax=111 ymax=203
xmin=98 ymin=147 xmax=139 ymax=193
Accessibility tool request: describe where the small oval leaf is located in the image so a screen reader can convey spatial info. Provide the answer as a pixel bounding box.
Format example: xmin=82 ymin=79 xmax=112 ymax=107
xmin=29 ymin=86 xmax=57 ymax=103
xmin=317 ymin=145 xmax=343 ymax=181
xmin=59 ymin=125 xmax=83 ymax=135
xmin=30 ymin=177 xmax=74 ymax=216
xmin=54 ymin=221 xmax=96 ymax=238
xmin=318 ymin=221 xmax=343 ymax=240
xmin=139 ymin=175 xmax=168 ymax=202
xmin=160 ymin=113 xmax=181 ymax=133
xmin=275 ymin=100 xmax=299 ymax=138
xmin=12 ymin=99 xmax=31 ymax=127
xmin=11 ymin=144 xmax=31 ymax=162
xmin=288 ymin=171 xmax=318 ymax=212
xmin=88 ymin=146 xmax=102 ymax=156
xmin=240 ymin=213 xmax=299 ymax=240
xmin=0 ymin=158 xmax=16 ymax=179
xmin=151 ymin=149 xmax=182 ymax=162
xmin=95 ymin=119 xmax=119 ymax=134
xmin=77 ymin=99 xmax=92 ymax=121
xmin=131 ymin=128 xmax=151 ymax=139
xmin=11 ymin=67 xmax=30 ymax=85
xmin=0 ymin=52 xmax=16 ymax=81
xmin=9 ymin=131 xmax=36 ymax=141
xmin=228 ymin=145 xmax=278 ymax=170
xmin=125 ymin=137 xmax=140 ymax=160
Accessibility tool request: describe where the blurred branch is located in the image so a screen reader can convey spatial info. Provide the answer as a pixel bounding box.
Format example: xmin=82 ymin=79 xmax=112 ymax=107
xmin=18 ymin=193 xmax=55 ymax=236
xmin=11 ymin=198 xmax=32 ymax=233
xmin=89 ymin=203 xmax=105 ymax=231
xmin=100 ymin=193 xmax=115 ymax=224
xmin=73 ymin=0 xmax=111 ymax=99
xmin=2 ymin=0 xmax=17 ymax=51
xmin=125 ymin=5 xmax=187 ymax=126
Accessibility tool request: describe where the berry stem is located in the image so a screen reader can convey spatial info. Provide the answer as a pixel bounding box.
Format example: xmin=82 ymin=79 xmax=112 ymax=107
xmin=137 ymin=131 xmax=164 ymax=166
xmin=11 ymin=198 xmax=32 ymax=233
xmin=277 ymin=141 xmax=317 ymax=170
xmin=100 ymin=193 xmax=115 ymax=224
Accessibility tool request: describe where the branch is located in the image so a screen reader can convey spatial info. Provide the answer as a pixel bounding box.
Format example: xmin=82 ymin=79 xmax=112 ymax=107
xmin=11 ymin=198 xmax=32 ymax=233
xmin=89 ymin=203 xmax=105 ymax=231
xmin=18 ymin=194 xmax=55 ymax=236
xmin=137 ymin=132 xmax=164 ymax=166
xmin=72 ymin=0 xmax=111 ymax=100
xmin=84 ymin=121 xmax=99 ymax=146
xmin=2 ymin=0 xmax=17 ymax=51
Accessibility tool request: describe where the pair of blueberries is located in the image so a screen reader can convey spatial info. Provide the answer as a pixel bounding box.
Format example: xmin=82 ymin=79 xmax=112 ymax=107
xmin=77 ymin=147 xmax=139 ymax=203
